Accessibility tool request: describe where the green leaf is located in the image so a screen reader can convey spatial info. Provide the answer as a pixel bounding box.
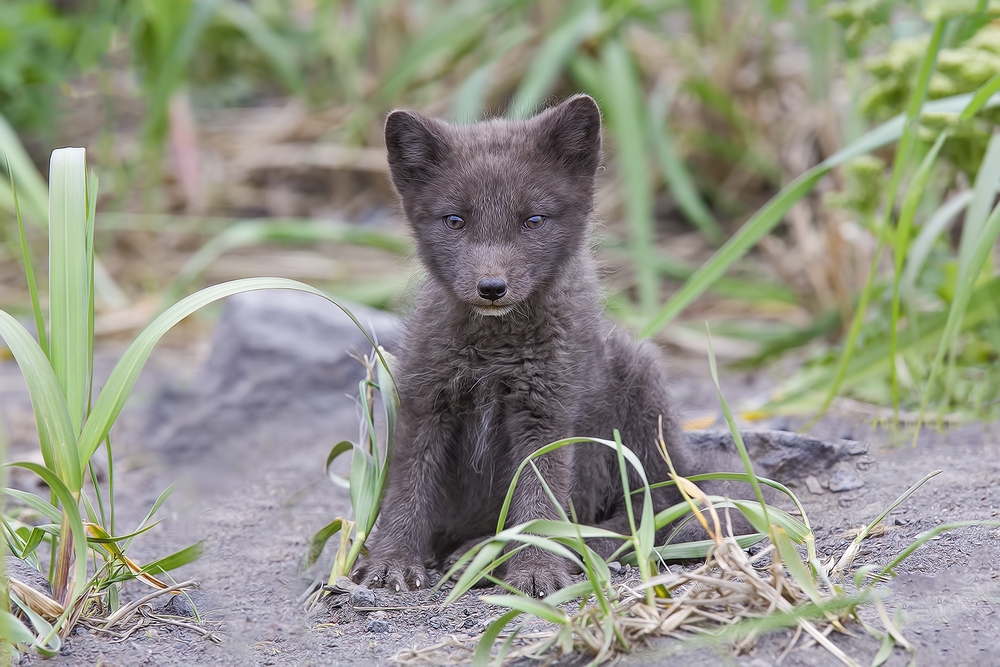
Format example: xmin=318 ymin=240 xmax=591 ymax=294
xmin=601 ymin=38 xmax=658 ymax=315
xmin=3 ymin=489 xmax=60 ymax=523
xmin=141 ymin=541 xmax=203 ymax=574
xmin=480 ymin=595 xmax=570 ymax=626
xmin=325 ymin=441 xmax=355 ymax=489
xmin=305 ymin=518 xmax=343 ymax=568
xmin=47 ymin=148 xmax=91 ymax=438
xmin=507 ymin=2 xmax=600 ymax=119
xmin=216 ymin=0 xmax=303 ymax=94
xmin=7 ymin=158 xmax=48 ymax=358
xmin=0 ymin=314 xmax=79 ymax=491
xmin=472 ymin=610 xmax=521 ymax=667
xmin=78 ymin=278 xmax=385 ymax=470
xmin=625 ymin=533 xmax=766 ymax=564
xmin=648 ymin=85 xmax=724 ymax=244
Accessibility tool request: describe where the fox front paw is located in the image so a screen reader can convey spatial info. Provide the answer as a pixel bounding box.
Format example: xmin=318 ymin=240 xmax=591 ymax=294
xmin=504 ymin=550 xmax=572 ymax=598
xmin=351 ymin=549 xmax=429 ymax=592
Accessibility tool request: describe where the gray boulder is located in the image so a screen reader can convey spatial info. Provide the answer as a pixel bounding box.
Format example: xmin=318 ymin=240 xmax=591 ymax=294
xmin=145 ymin=290 xmax=401 ymax=470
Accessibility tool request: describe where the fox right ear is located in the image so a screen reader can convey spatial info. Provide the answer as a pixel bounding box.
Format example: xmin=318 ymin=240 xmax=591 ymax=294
xmin=384 ymin=110 xmax=450 ymax=195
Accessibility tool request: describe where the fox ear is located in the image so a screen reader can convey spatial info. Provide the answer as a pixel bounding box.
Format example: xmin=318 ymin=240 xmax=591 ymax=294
xmin=385 ymin=110 xmax=450 ymax=195
xmin=533 ymin=94 xmax=602 ymax=177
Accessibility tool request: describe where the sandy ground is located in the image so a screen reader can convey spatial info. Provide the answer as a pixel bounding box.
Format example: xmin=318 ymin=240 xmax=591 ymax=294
xmin=2 ymin=343 xmax=999 ymax=666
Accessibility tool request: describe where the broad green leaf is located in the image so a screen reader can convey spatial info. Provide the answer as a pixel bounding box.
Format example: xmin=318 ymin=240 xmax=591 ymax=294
xmin=142 ymin=541 xmax=203 ymax=574
xmin=480 ymin=595 xmax=570 ymax=626
xmin=217 ymin=0 xmax=303 ymax=93
xmin=47 ymin=148 xmax=90 ymax=438
xmin=325 ymin=441 xmax=355 ymax=489
xmin=0 ymin=314 xmax=79 ymax=491
xmin=601 ymin=39 xmax=657 ymax=315
xmin=305 ymin=518 xmax=344 ymax=567
xmin=78 ymin=278 xmax=386 ymax=468
xmin=507 ymin=2 xmax=600 ymax=119
xmin=648 ymin=85 xmax=724 ymax=244
xmin=622 ymin=533 xmax=766 ymax=564
xmin=3 ymin=489 xmax=60 ymax=523
xmin=889 ymin=133 xmax=948 ymax=413
xmin=472 ymin=610 xmax=521 ymax=667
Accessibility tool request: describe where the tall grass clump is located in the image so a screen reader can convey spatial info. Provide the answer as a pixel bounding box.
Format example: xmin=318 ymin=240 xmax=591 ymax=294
xmin=303 ymin=347 xmax=397 ymax=608
xmin=0 ymin=147 xmax=385 ymax=656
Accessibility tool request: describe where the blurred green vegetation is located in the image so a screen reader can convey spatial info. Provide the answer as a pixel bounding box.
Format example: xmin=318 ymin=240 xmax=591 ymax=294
xmin=2 ymin=0 xmax=1000 ymax=423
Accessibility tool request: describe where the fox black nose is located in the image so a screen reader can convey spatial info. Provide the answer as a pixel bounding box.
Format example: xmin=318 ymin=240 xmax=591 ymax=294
xmin=477 ymin=277 xmax=507 ymax=302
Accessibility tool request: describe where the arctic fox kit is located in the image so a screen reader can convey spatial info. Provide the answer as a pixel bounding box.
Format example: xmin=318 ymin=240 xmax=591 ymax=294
xmin=353 ymin=95 xmax=742 ymax=597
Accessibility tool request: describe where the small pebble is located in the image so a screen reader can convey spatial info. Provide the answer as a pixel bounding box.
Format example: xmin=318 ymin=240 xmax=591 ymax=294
xmin=350 ymin=585 xmax=377 ymax=608
xmin=462 ymin=618 xmax=476 ymax=629
xmin=843 ymin=440 xmax=868 ymax=455
xmin=804 ymin=475 xmax=824 ymax=495
xmin=366 ymin=618 xmax=391 ymax=633
xmin=607 ymin=561 xmax=622 ymax=575
xmin=829 ymin=469 xmax=865 ymax=492
xmin=428 ymin=616 xmax=442 ymax=629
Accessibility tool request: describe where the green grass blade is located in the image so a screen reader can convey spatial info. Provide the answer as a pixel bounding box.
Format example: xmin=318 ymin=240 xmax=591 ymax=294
xmin=640 ymin=167 xmax=825 ymax=336
xmin=7 ymin=158 xmax=48 ymax=357
xmin=876 ymin=520 xmax=1000 ymax=578
xmin=473 ymin=610 xmax=521 ymax=667
xmin=648 ymin=85 xmax=724 ymax=244
xmin=141 ymin=0 xmax=221 ymax=144
xmin=216 ymin=0 xmax=303 ymax=94
xmin=601 ymin=38 xmax=658 ymax=315
xmin=169 ymin=219 xmax=409 ymax=297
xmin=765 ymin=276 xmax=1000 ymax=412
xmin=916 ymin=198 xmax=1000 ymax=439
xmin=47 ymin=148 xmax=91 ymax=437
xmin=706 ymin=329 xmax=769 ymax=525
xmin=643 ymin=533 xmax=766 ymax=562
xmin=890 ymin=133 xmax=948 ymax=415
xmin=449 ymin=27 xmax=531 ymax=123
xmin=507 ymin=2 xmax=599 ymax=119
xmin=0 ymin=313 xmax=79 ymax=491
xmin=958 ymin=134 xmax=1000 ymax=268
xmin=141 ymin=541 xmax=203 ymax=574
xmin=480 ymin=595 xmax=569 ymax=626
xmin=902 ymin=191 xmax=973 ymax=298
xmin=305 ymin=518 xmax=343 ymax=568
xmin=78 ymin=278 xmax=387 ymax=473
xmin=3 ymin=489 xmax=60 ymax=523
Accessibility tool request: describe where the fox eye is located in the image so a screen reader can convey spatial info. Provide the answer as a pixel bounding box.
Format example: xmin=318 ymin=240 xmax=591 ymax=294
xmin=443 ymin=215 xmax=466 ymax=230
xmin=524 ymin=215 xmax=546 ymax=230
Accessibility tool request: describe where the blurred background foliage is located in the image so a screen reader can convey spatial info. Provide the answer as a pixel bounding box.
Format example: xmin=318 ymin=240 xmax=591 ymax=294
xmin=2 ymin=0 xmax=1000 ymax=423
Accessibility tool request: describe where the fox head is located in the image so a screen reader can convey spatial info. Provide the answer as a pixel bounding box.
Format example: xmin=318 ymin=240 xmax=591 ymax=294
xmin=384 ymin=95 xmax=602 ymax=316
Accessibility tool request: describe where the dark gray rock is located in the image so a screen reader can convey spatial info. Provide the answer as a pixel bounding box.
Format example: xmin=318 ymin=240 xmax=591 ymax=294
xmin=145 ymin=290 xmax=401 ymax=472
xmin=349 ymin=585 xmax=376 ymax=608
xmin=685 ymin=429 xmax=861 ymax=481
xmin=365 ymin=610 xmax=390 ymax=633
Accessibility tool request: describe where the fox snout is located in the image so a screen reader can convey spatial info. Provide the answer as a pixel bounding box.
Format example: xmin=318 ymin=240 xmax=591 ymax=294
xmin=477 ymin=277 xmax=507 ymax=302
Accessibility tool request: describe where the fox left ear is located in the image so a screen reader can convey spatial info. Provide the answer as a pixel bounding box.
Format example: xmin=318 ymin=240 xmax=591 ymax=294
xmin=533 ymin=94 xmax=602 ymax=178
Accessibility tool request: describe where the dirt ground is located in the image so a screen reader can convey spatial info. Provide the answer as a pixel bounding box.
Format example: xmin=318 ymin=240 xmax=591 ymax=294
xmin=2 ymin=341 xmax=999 ymax=666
